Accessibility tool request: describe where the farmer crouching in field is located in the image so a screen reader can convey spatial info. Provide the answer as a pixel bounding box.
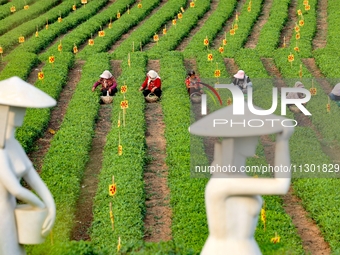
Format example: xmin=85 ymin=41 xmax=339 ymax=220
xmin=139 ymin=70 xmax=162 ymax=98
xmin=92 ymin=70 xmax=118 ymax=97
xmin=286 ymin=81 xmax=307 ymax=112
xmin=329 ymin=83 xmax=340 ymax=102
xmin=185 ymin=70 xmax=203 ymax=96
xmin=232 ymin=70 xmax=253 ymax=94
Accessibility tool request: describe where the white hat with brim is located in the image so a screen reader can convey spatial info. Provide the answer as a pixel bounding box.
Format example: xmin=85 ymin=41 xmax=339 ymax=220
xmin=100 ymin=70 xmax=113 ymax=79
xmin=0 ymin=76 xmax=56 ymax=108
xmin=189 ymin=102 xmax=291 ymax=137
xmin=295 ymin=81 xmax=304 ymax=88
xmin=147 ymin=70 xmax=158 ymax=79
xmin=234 ymin=70 xmax=245 ymax=79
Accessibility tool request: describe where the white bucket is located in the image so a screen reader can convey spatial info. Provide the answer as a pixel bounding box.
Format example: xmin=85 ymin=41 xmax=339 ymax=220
xmin=14 ymin=204 xmax=48 ymax=244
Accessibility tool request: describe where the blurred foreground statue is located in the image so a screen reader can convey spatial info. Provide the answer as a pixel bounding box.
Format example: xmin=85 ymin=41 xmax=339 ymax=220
xmin=189 ymin=102 xmax=294 ymax=255
xmin=0 ymin=77 xmax=56 ymax=255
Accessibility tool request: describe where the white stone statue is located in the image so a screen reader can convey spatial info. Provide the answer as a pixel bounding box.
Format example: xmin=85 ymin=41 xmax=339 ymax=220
xmin=189 ymin=102 xmax=294 ymax=255
xmin=0 ymin=77 xmax=56 ymax=255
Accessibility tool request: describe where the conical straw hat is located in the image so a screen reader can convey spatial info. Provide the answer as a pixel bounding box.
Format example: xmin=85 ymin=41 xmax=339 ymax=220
xmin=0 ymin=76 xmax=56 ymax=108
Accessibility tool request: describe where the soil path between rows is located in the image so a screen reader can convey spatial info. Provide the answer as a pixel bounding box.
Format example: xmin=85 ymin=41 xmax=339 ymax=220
xmin=212 ymin=0 xmax=247 ymax=48
xmin=278 ymin=0 xmax=297 ymax=48
xmin=261 ymin=135 xmax=331 ymax=255
xmin=244 ymin=0 xmax=273 ymax=48
xmin=27 ymin=60 xmax=84 ymax=173
xmin=76 ymin=1 xmax=136 ymax=54
xmin=142 ymin=0 xmax=192 ymax=51
xmin=176 ymin=0 xmax=220 ymax=51
xmin=184 ymin=59 xmax=217 ymax=164
xmin=301 ymin=58 xmax=332 ymax=94
xmin=141 ymin=0 xmax=182 ymax=53
xmin=70 ymin=60 xmax=121 ymax=241
xmin=261 ymin=57 xmax=331 ymax=255
xmin=143 ymin=60 xmax=172 ymax=242
xmin=0 ymin=0 xmax=64 ymax=58
xmin=26 ymin=62 xmax=44 ymax=86
xmin=224 ymin=58 xmax=239 ymax=77
xmin=0 ymin=60 xmax=7 ymax=74
xmin=70 ymin=102 xmax=113 ymax=241
xmin=312 ymin=0 xmax=328 ymax=49
xmin=109 ymin=0 xmax=167 ymax=53
xmin=41 ymin=0 xmax=117 ymax=56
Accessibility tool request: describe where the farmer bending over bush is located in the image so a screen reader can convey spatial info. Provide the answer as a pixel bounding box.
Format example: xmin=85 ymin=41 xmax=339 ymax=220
xmin=139 ymin=70 xmax=162 ymax=98
xmin=185 ymin=70 xmax=203 ymax=96
xmin=92 ymin=70 xmax=118 ymax=97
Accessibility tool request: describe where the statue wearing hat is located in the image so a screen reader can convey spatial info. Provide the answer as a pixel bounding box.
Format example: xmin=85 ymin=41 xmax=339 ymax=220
xmin=189 ymin=101 xmax=294 ymax=255
xmin=232 ymin=70 xmax=253 ymax=94
xmin=0 ymin=77 xmax=56 ymax=254
xmin=139 ymin=70 xmax=162 ymax=99
xmin=92 ymin=70 xmax=118 ymax=100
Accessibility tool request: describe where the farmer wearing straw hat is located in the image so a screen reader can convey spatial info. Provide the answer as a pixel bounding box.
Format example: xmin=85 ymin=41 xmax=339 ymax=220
xmin=92 ymin=70 xmax=118 ymax=97
xmin=232 ymin=70 xmax=253 ymax=94
xmin=0 ymin=77 xmax=56 ymax=255
xmin=286 ymin=81 xmax=306 ymax=101
xmin=139 ymin=70 xmax=162 ymax=98
xmin=286 ymin=81 xmax=307 ymax=112
xmin=329 ymin=83 xmax=340 ymax=102
xmin=185 ymin=70 xmax=204 ymax=96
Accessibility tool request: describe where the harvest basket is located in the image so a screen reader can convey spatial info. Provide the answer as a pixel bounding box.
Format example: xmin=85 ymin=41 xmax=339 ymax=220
xmin=100 ymin=91 xmax=113 ymax=104
xmin=145 ymin=93 xmax=159 ymax=103
xmin=15 ymin=204 xmax=48 ymax=244
xmin=190 ymin=92 xmax=202 ymax=104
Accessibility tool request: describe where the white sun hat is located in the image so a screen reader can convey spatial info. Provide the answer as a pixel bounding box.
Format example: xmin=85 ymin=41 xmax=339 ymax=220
xmin=234 ymin=70 xmax=245 ymax=79
xmin=147 ymin=70 xmax=158 ymax=79
xmin=100 ymin=70 xmax=113 ymax=79
xmin=0 ymin=76 xmax=56 ymax=108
